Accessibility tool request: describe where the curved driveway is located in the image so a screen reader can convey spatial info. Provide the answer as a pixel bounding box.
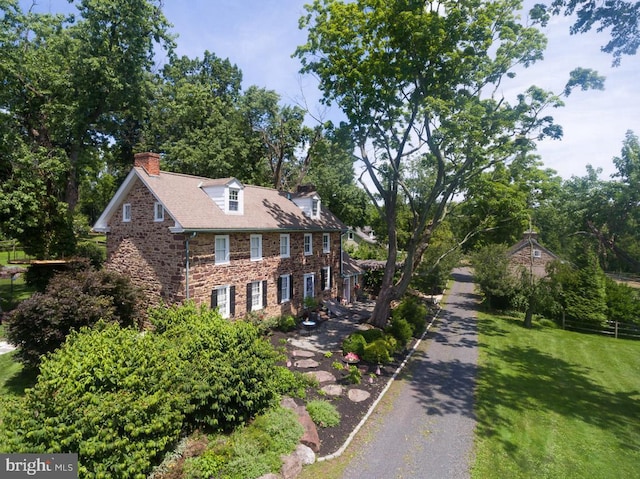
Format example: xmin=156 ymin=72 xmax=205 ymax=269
xmin=341 ymin=267 xmax=479 ymax=479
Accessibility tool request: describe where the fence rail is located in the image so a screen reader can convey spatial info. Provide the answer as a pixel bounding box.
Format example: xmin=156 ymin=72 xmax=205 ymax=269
xmin=563 ymin=318 xmax=640 ymax=340
xmin=0 ymin=240 xmax=32 ymax=264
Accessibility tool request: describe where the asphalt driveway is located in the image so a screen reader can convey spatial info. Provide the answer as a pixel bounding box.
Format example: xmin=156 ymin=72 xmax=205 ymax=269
xmin=341 ymin=267 xmax=479 ymax=479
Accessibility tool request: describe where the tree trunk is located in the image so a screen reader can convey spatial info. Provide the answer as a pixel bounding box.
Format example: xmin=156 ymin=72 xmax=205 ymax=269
xmin=369 ymin=281 xmax=396 ymax=329
xmin=65 ymin=147 xmax=80 ymax=213
xmin=524 ymin=305 xmax=533 ymax=328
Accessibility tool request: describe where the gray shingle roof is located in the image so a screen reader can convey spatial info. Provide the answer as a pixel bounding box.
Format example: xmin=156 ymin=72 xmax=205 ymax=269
xmin=94 ymin=167 xmax=347 ymax=233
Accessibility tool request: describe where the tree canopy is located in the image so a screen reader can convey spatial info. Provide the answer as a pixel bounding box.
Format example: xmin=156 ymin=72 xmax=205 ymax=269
xmin=296 ymin=0 xmax=602 ymax=326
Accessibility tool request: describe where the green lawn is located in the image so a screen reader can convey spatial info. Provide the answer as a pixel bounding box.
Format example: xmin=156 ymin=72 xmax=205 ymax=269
xmin=473 ymin=313 xmax=640 ymax=479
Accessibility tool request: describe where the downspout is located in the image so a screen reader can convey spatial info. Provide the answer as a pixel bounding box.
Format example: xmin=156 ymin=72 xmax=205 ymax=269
xmin=185 ymin=232 xmax=197 ymax=301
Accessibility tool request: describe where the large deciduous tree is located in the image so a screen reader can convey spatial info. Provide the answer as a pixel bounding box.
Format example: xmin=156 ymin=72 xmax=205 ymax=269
xmin=296 ymin=0 xmax=602 ymax=327
xmin=0 ymin=0 xmax=172 ymax=257
xmin=531 ymin=1 xmax=640 ymax=65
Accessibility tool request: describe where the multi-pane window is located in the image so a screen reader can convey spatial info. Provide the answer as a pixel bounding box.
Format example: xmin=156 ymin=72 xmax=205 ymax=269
xmin=229 ymin=188 xmax=239 ymax=211
xmin=122 ymin=203 xmax=131 ymax=222
xmin=322 ymin=266 xmax=331 ymax=291
xmin=215 ymin=235 xmax=230 ymax=265
xmin=251 ymin=280 xmax=262 ymax=311
xmin=323 ymin=233 xmax=330 ymax=253
xmin=304 ymin=233 xmax=313 ymax=256
xmin=154 ymin=202 xmax=164 ymax=221
xmin=533 ymin=249 xmax=542 ymax=258
xmin=280 ymin=234 xmax=290 ymax=258
xmin=312 ymin=198 xmax=319 ymax=217
xmin=304 ymin=273 xmax=315 ymax=299
xmin=250 ymin=234 xmax=262 ymax=261
xmin=279 ymin=274 xmax=291 ymax=303
xmin=217 ymin=286 xmax=230 ymax=318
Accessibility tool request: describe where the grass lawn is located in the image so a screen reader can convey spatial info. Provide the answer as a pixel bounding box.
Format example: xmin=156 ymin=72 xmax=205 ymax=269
xmin=473 ymin=313 xmax=640 ymax=479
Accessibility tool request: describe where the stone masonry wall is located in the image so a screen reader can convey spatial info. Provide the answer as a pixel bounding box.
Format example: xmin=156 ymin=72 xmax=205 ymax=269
xmin=106 ymin=179 xmax=342 ymax=318
xmin=106 ymin=182 xmax=185 ymax=309
xmin=509 ymin=244 xmax=555 ymax=279
xmin=187 ymin=231 xmax=342 ymax=318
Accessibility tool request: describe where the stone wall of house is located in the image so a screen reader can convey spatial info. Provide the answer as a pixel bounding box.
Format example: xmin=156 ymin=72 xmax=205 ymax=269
xmin=105 ymin=178 xmax=342 ymax=318
xmin=105 ymin=181 xmax=185 ymax=309
xmin=187 ymin=231 xmax=342 ymax=318
xmin=509 ymin=244 xmax=555 ymax=279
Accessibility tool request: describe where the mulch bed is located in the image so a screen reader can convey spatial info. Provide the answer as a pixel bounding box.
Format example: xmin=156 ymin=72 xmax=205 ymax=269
xmin=270 ymin=330 xmax=415 ymax=457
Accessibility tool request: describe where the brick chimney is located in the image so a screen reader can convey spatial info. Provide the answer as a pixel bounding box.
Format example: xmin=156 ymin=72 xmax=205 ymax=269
xmin=134 ymin=152 xmax=160 ymax=176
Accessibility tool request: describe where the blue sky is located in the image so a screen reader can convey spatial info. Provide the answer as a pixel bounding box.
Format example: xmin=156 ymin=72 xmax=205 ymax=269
xmin=25 ymin=0 xmax=639 ymax=180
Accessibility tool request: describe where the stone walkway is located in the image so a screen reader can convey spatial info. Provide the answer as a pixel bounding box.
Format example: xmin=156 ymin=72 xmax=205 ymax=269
xmin=291 ymin=348 xmax=371 ymax=403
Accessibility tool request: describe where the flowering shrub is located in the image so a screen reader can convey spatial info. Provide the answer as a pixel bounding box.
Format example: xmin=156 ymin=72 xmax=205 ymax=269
xmin=344 ymin=352 xmax=359 ymax=362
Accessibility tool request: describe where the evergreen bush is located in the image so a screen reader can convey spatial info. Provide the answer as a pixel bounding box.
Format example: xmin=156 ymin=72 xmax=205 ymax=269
xmin=342 ymin=333 xmax=367 ymax=356
xmin=362 ymin=339 xmax=392 ymax=365
xmin=306 ymin=400 xmax=341 ymax=427
xmin=386 ymin=317 xmax=413 ymax=348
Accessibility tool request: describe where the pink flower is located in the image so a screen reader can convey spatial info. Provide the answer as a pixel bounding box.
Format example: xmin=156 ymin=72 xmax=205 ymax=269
xmin=344 ymin=352 xmax=359 ymax=362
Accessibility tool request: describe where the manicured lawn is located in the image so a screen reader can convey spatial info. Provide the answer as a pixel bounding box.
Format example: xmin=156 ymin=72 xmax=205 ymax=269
xmin=473 ymin=313 xmax=640 ymax=479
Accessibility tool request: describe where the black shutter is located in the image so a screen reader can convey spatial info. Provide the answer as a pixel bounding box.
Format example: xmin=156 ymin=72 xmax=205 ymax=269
xmin=277 ymin=276 xmax=282 ymax=304
xmin=262 ymin=280 xmax=268 ymax=308
xmin=329 ymin=268 xmax=332 ymax=289
xmin=321 ymin=268 xmax=326 ymax=291
xmin=211 ymin=289 xmax=218 ymax=308
xmin=230 ymin=286 xmax=236 ymax=317
xmin=246 ymin=283 xmax=252 ymax=313
xmin=289 ymin=275 xmax=294 ymax=299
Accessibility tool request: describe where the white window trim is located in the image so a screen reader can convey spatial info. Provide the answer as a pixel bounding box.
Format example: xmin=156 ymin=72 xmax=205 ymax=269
xmin=533 ymin=249 xmax=542 ymax=258
xmin=280 ymin=234 xmax=290 ymax=258
xmin=304 ymin=273 xmax=315 ymax=299
xmin=215 ymin=235 xmax=230 ymax=265
xmin=251 ymin=280 xmax=263 ymax=311
xmin=228 ymin=188 xmax=239 ymax=212
xmin=122 ymin=203 xmax=131 ymax=222
xmin=304 ymin=233 xmax=313 ymax=256
xmin=323 ymin=266 xmax=331 ymax=291
xmin=154 ymin=202 xmax=164 ymax=222
xmin=250 ymin=234 xmax=263 ymax=261
xmin=216 ymin=285 xmax=230 ymax=319
xmin=323 ymin=233 xmax=330 ymax=253
xmin=280 ymin=274 xmax=291 ymax=303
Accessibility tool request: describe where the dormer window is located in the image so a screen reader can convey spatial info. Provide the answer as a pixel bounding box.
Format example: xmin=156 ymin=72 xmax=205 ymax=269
xmin=312 ymin=198 xmax=319 ymax=217
xmin=229 ymin=188 xmax=239 ymax=212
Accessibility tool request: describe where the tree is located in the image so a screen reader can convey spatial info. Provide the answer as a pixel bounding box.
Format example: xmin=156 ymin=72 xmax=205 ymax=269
xmin=6 ymin=268 xmax=140 ymax=368
xmin=0 ymin=0 xmax=172 ymax=257
xmin=531 ymin=1 xmax=640 ymax=65
xmin=296 ymin=0 xmax=602 ymax=327
xmin=139 ymin=52 xmax=269 ymax=184
xmin=305 ymin=124 xmax=370 ymax=226
xmin=471 ymin=243 xmax=517 ymax=310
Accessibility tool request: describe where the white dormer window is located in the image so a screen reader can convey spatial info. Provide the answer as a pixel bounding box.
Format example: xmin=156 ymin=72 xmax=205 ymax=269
xmin=229 ymin=188 xmax=239 ymax=211
xmin=312 ymin=198 xmax=319 ymax=217
xmin=154 ymin=202 xmax=164 ymax=222
xmin=122 ymin=203 xmax=131 ymax=222
xmin=200 ymin=178 xmax=244 ymax=215
xmin=291 ymin=191 xmax=321 ymax=218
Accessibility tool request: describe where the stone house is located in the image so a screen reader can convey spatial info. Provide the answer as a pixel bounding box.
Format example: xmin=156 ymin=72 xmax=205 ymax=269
xmin=508 ymin=231 xmax=559 ymax=279
xmin=93 ymin=152 xmax=350 ymax=318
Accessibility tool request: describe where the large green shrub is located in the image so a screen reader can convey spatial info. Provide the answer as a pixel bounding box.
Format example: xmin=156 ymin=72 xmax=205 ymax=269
xmin=386 ymin=317 xmax=413 ymax=349
xmin=362 ymin=339 xmax=392 ymax=365
xmin=5 ymin=268 xmax=140 ymax=367
xmin=392 ymin=296 xmax=428 ymax=336
xmin=1 ymin=324 xmax=187 ymax=479
xmin=342 ymin=333 xmax=367 ymax=356
xmin=149 ymin=303 xmax=285 ymax=431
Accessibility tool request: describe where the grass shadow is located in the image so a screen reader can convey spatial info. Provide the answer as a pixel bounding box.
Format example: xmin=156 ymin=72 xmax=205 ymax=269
xmin=475 ymin=343 xmax=640 ymax=452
